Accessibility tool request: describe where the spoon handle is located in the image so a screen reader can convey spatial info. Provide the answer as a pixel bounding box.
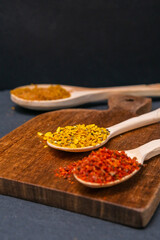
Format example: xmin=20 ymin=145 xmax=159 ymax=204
xmin=108 ymin=108 xmax=160 ymax=138
xmin=83 ymin=84 xmax=160 ymax=100
xmin=135 ymin=139 xmax=160 ymax=163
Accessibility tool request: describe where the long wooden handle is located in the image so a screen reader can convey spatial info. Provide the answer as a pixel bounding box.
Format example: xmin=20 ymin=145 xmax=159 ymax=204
xmin=137 ymin=139 xmax=160 ymax=163
xmin=108 ymin=108 xmax=160 ymax=138
xmin=82 ymin=84 xmax=160 ymax=102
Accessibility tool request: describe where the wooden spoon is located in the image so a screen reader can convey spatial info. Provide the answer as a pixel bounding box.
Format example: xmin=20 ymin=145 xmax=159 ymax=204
xmin=73 ymin=139 xmax=160 ymax=188
xmin=47 ymin=108 xmax=160 ymax=152
xmin=10 ymin=83 xmax=160 ymax=110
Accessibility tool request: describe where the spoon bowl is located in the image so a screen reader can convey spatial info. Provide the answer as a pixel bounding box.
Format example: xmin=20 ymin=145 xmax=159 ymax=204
xmin=73 ymin=139 xmax=160 ymax=188
xmin=47 ymin=108 xmax=160 ymax=152
xmin=10 ymin=83 xmax=160 ymax=110
xmin=47 ymin=135 xmax=110 ymax=152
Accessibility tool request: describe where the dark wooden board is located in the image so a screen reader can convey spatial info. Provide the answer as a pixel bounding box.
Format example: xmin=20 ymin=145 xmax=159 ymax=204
xmin=0 ymin=95 xmax=160 ymax=228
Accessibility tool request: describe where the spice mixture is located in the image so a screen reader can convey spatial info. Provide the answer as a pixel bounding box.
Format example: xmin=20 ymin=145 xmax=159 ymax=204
xmin=11 ymin=84 xmax=70 ymax=100
xmin=74 ymin=148 xmax=141 ymax=184
xmin=55 ymin=147 xmax=141 ymax=184
xmin=39 ymin=124 xmax=110 ymax=148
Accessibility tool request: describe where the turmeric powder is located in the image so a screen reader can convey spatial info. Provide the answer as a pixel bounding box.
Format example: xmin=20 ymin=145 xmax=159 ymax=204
xmin=11 ymin=84 xmax=70 ymax=101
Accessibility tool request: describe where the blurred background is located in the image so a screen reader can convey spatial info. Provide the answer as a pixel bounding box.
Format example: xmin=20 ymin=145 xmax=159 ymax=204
xmin=0 ymin=0 xmax=160 ymax=90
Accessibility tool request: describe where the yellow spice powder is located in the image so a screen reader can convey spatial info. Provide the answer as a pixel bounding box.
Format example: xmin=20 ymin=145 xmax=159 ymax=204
xmin=11 ymin=84 xmax=70 ymax=101
xmin=38 ymin=124 xmax=110 ymax=148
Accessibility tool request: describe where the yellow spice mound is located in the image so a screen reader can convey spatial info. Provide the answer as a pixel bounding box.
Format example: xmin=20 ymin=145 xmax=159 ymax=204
xmin=38 ymin=124 xmax=110 ymax=148
xmin=11 ymin=84 xmax=70 ymax=101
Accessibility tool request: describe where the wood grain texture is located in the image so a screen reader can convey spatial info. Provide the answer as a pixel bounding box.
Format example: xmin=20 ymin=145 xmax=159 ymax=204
xmin=0 ymin=95 xmax=160 ymax=228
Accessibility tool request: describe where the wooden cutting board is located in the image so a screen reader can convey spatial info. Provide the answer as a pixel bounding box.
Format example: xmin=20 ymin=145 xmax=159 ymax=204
xmin=0 ymin=95 xmax=160 ymax=228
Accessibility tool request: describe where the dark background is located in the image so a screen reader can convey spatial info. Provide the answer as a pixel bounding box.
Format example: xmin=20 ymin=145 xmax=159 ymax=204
xmin=0 ymin=0 xmax=160 ymax=90
xmin=0 ymin=2 xmax=160 ymax=238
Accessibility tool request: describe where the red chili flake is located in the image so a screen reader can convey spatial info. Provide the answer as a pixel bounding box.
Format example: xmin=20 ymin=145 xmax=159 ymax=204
xmin=54 ymin=162 xmax=79 ymax=183
xmin=74 ymin=148 xmax=141 ymax=184
xmin=54 ymin=147 xmax=141 ymax=185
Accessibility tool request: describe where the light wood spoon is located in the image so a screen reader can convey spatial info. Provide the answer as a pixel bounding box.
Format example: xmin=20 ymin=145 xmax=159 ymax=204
xmin=47 ymin=108 xmax=160 ymax=152
xmin=10 ymin=83 xmax=160 ymax=110
xmin=73 ymin=139 xmax=160 ymax=188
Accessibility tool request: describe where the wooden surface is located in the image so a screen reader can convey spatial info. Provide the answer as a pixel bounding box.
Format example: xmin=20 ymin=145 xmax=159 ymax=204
xmin=0 ymin=95 xmax=160 ymax=228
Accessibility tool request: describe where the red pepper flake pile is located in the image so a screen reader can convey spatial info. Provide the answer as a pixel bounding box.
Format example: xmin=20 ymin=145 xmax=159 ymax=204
xmin=74 ymin=148 xmax=141 ymax=184
xmin=54 ymin=162 xmax=78 ymax=184
xmin=55 ymin=147 xmax=141 ymax=185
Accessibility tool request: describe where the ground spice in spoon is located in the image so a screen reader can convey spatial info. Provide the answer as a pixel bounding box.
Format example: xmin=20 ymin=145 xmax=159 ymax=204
xmin=54 ymin=147 xmax=141 ymax=184
xmin=11 ymin=84 xmax=70 ymax=100
xmin=40 ymin=124 xmax=110 ymax=148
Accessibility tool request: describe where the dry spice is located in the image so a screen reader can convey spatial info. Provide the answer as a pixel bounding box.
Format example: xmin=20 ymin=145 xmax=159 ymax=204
xmin=11 ymin=84 xmax=70 ymax=100
xmin=55 ymin=147 xmax=141 ymax=184
xmin=74 ymin=148 xmax=141 ymax=184
xmin=54 ymin=162 xmax=78 ymax=183
xmin=40 ymin=124 xmax=110 ymax=148
xmin=37 ymin=132 xmax=49 ymax=148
